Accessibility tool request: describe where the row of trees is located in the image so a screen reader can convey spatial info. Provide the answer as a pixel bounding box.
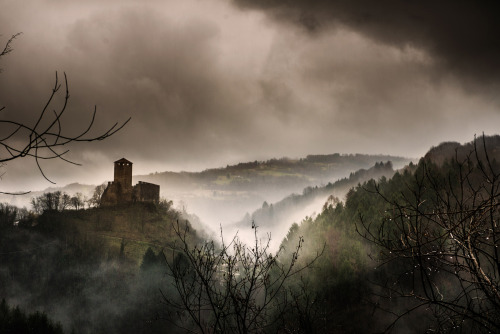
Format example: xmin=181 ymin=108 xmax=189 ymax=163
xmin=30 ymin=191 xmax=84 ymax=213
xmin=0 ymin=184 xmax=106 ymax=230
xmin=30 ymin=184 xmax=107 ymax=214
xmin=0 ymin=202 xmax=29 ymax=228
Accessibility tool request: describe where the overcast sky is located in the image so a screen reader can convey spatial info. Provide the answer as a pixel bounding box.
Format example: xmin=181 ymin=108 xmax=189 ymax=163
xmin=1 ymin=0 xmax=499 ymax=191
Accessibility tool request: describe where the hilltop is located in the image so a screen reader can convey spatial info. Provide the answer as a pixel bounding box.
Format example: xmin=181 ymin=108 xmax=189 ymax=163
xmin=138 ymin=153 xmax=412 ymax=194
xmin=424 ymin=135 xmax=500 ymax=166
xmin=15 ymin=201 xmax=200 ymax=266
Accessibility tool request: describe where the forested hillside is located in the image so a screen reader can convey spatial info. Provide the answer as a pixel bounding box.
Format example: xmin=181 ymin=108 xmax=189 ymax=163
xmin=139 ymin=153 xmax=411 ymax=194
xmin=237 ymin=161 xmax=396 ymax=228
xmin=278 ymin=135 xmax=500 ymax=332
xmin=2 ymin=137 xmax=500 ymax=333
xmin=139 ymin=153 xmax=412 ymax=231
xmin=0 ymin=202 xmax=201 ymax=334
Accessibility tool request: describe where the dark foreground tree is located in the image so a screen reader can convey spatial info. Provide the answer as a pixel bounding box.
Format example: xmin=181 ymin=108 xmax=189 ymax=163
xmin=0 ymin=299 xmax=64 ymax=334
xmin=0 ymin=34 xmax=130 ymax=189
xmin=30 ymin=191 xmax=73 ymax=214
xmin=88 ymin=183 xmax=107 ymax=208
xmin=162 ymin=221 xmax=323 ymax=333
xmin=0 ymin=202 xmax=27 ymax=229
xmin=358 ymin=135 xmax=500 ymax=333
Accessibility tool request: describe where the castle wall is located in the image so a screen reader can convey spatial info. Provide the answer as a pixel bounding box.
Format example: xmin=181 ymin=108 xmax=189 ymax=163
xmin=100 ymin=182 xmax=118 ymax=207
xmin=133 ymin=182 xmax=160 ymax=203
xmin=101 ymin=181 xmax=133 ymax=206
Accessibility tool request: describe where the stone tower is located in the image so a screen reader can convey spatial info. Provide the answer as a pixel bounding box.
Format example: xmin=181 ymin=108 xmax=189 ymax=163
xmin=114 ymin=158 xmax=133 ymax=190
xmin=101 ymin=158 xmax=159 ymax=207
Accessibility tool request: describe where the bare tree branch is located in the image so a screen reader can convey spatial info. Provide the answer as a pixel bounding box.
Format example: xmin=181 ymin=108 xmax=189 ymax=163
xmin=161 ymin=220 xmax=323 ymax=333
xmin=0 ymin=33 xmax=130 ymax=193
xmin=357 ymin=134 xmax=500 ymax=333
xmin=0 ymin=33 xmax=22 ymax=73
xmin=0 ymin=71 xmax=130 ymax=184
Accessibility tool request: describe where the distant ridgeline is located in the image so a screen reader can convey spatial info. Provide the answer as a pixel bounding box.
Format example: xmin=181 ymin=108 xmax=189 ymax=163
xmin=424 ymin=135 xmax=500 ymax=166
xmin=136 ymin=153 xmax=413 ymax=193
xmin=101 ymin=158 xmax=160 ymax=206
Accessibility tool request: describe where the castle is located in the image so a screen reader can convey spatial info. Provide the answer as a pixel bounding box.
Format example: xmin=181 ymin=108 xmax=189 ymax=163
xmin=101 ymin=158 xmax=160 ymax=206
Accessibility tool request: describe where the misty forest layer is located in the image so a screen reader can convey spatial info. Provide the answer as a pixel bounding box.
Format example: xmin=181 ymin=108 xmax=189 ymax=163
xmin=2 ymin=135 xmax=500 ymax=333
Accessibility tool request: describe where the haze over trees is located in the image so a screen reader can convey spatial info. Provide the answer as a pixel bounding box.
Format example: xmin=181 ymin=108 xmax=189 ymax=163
xmin=237 ymin=161 xmax=396 ymax=233
xmin=136 ymin=154 xmax=413 ymax=238
xmin=162 ymin=221 xmax=323 ymax=333
xmin=278 ymin=135 xmax=500 ymax=332
xmin=2 ymin=134 xmax=500 ymax=333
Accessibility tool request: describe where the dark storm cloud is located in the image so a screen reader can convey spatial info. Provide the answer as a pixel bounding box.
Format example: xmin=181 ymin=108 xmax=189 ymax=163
xmin=233 ymin=0 xmax=500 ymax=85
xmin=0 ymin=1 xmax=282 ymax=189
xmin=1 ymin=0 xmax=500 ymax=192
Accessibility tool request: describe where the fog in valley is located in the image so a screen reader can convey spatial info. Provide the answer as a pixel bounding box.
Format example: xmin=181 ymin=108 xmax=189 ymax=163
xmin=0 ymin=154 xmax=411 ymax=250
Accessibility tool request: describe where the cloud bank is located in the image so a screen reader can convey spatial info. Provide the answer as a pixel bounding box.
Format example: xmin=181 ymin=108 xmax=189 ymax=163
xmin=0 ymin=0 xmax=499 ymax=191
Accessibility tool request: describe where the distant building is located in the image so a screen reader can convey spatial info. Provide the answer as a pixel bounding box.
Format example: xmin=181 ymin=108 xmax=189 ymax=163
xmin=101 ymin=158 xmax=160 ymax=206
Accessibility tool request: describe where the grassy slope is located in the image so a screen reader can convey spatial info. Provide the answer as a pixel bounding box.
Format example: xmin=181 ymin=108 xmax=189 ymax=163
xmin=34 ymin=202 xmax=197 ymax=266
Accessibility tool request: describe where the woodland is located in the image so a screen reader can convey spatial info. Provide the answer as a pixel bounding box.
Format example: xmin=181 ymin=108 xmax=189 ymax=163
xmin=1 ymin=136 xmax=500 ymax=333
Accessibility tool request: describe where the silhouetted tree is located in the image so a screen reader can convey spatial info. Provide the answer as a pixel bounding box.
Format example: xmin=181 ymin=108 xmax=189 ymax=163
xmin=0 ymin=34 xmax=129 ymax=192
xmin=162 ymin=221 xmax=323 ymax=333
xmin=61 ymin=193 xmax=71 ymax=211
xmin=0 ymin=202 xmax=18 ymax=229
xmin=31 ymin=191 xmax=71 ymax=213
xmin=141 ymin=247 xmax=161 ymax=271
xmin=358 ymin=135 xmax=500 ymax=333
xmin=88 ymin=184 xmax=107 ymax=208
xmin=0 ymin=298 xmax=64 ymax=334
xmin=70 ymin=192 xmax=84 ymax=210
